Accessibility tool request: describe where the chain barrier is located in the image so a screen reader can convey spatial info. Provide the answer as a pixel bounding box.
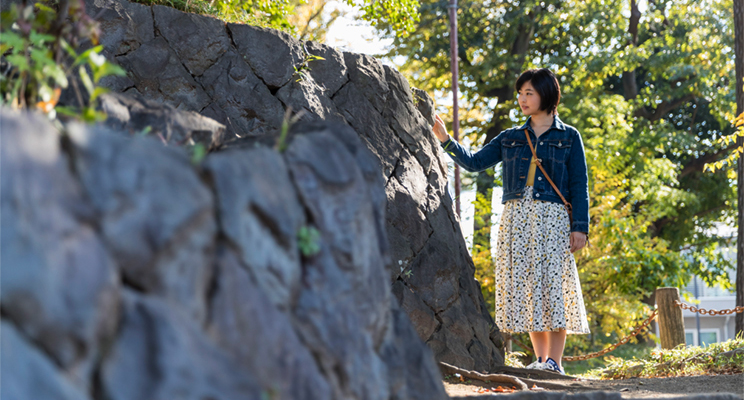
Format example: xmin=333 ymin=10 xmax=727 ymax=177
xmin=674 ymin=300 xmax=744 ymax=316
xmin=563 ymin=309 xmax=658 ymax=361
xmin=504 ymin=300 xmax=743 ymax=363
xmin=504 ymin=309 xmax=658 ymax=362
xmin=502 ymin=333 xmax=535 ymax=357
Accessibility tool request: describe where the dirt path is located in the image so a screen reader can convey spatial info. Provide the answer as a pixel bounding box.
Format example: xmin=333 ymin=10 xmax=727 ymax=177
xmin=444 ymin=373 xmax=744 ymax=398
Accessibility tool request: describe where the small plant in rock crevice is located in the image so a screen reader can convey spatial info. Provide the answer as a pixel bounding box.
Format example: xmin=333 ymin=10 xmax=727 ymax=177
xmin=297 ymin=225 xmax=321 ymax=257
xmin=293 ymin=46 xmax=325 ymax=83
xmin=276 ymin=106 xmax=306 ymax=152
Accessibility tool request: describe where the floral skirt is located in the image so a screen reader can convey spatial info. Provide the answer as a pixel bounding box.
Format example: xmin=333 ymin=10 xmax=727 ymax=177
xmin=493 ymin=186 xmax=590 ymax=334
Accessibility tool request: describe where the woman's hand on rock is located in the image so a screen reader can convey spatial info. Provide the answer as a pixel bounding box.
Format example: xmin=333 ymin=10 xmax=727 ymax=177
xmin=432 ymin=114 xmax=450 ymax=143
xmin=569 ymin=232 xmax=587 ymax=253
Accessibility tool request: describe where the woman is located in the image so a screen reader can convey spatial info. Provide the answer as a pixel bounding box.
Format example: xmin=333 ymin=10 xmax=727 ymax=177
xmin=431 ymin=68 xmax=590 ymax=374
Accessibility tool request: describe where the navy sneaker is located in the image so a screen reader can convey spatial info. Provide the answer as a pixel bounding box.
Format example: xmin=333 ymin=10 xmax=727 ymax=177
xmin=525 ymin=357 xmax=552 ymax=370
xmin=545 ymin=358 xmax=564 ymax=374
xmin=524 ymin=356 xmax=543 ymax=369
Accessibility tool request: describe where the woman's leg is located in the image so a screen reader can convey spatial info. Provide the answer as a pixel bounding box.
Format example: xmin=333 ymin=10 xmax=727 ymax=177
xmin=529 ymin=331 xmax=549 ymax=362
xmin=547 ymin=329 xmax=567 ymax=369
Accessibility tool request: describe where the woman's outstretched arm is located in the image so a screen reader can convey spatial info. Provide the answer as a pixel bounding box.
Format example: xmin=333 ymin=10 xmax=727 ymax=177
xmin=432 ymin=114 xmax=503 ymax=173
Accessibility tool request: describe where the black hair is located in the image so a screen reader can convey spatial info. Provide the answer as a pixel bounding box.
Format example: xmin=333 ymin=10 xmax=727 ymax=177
xmin=515 ymin=68 xmax=561 ymax=115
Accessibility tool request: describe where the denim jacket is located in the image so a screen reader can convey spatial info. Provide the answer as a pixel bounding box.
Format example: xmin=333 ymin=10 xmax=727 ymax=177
xmin=441 ymin=116 xmax=589 ymax=233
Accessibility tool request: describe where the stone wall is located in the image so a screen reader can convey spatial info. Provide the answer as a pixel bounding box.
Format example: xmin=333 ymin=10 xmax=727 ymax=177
xmin=86 ymin=0 xmax=505 ymax=371
xmin=1 ymin=110 xmax=449 ymax=400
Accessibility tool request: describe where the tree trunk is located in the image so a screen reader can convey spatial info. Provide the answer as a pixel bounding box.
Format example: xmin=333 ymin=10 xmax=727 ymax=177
xmin=734 ymin=0 xmax=744 ymax=337
xmin=622 ymin=0 xmax=641 ymax=100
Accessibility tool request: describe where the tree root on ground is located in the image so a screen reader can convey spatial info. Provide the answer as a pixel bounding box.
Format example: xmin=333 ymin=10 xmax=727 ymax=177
xmin=439 ymin=362 xmax=530 ymax=390
xmin=439 ymin=362 xmax=581 ymax=391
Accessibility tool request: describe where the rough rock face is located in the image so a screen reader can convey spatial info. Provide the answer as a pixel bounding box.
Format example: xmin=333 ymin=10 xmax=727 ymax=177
xmin=99 ymin=92 xmax=225 ymax=149
xmin=0 ymin=110 xmax=448 ymax=400
xmin=85 ymin=0 xmax=505 ymax=371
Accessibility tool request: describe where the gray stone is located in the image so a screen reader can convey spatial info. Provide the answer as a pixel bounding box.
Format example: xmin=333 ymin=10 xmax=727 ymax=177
xmin=99 ymin=91 xmax=225 ymax=149
xmin=86 ymin=0 xmax=154 ymax=57
xmin=276 ymin=74 xmax=346 ymax=123
xmin=305 ymin=40 xmax=349 ymax=96
xmin=153 ymin=5 xmax=229 ymax=76
xmin=342 ymin=52 xmax=390 ymax=114
xmin=385 ymin=176 xmax=431 ymax=257
xmin=333 ymin=81 xmax=403 ymax=178
xmin=386 ymin=220 xmax=415 ymax=280
xmin=68 ymin=126 xmax=216 ymax=323
xmin=83 ymin=0 xmax=509 ymax=375
xmin=0 ymin=110 xmax=120 ymax=379
xmin=405 ymin=233 xmax=460 ymax=313
xmin=207 ymin=246 xmax=332 ymax=400
xmin=383 ymin=64 xmax=437 ymax=175
xmin=1 ymin=322 xmax=91 ymax=400
xmin=378 ymin=298 xmax=449 ymax=400
xmin=290 ymin=248 xmax=390 ymax=400
xmin=391 ymin=280 xmax=439 ymax=342
xmin=101 ymin=291 xmax=262 ymax=400
xmin=198 ymin=50 xmax=284 ymax=137
xmin=227 ymin=23 xmax=304 ymax=89
xmin=333 ymin=57 xmax=505 ymax=370
xmin=412 ymin=87 xmax=435 ymax=126
xmin=436 ymin=298 xmax=477 ymax=370
xmin=393 ymin=148 xmax=429 ymax=209
xmin=204 ymin=147 xmax=304 ymax=310
xmin=286 ymin=132 xmax=390 ymax=295
xmin=116 ymin=36 xmax=211 ymax=111
xmin=285 ymin=129 xmax=394 ymax=400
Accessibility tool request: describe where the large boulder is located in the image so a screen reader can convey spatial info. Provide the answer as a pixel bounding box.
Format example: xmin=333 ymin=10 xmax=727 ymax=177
xmin=85 ymin=0 xmax=505 ymax=371
xmin=0 ymin=109 xmax=449 ymax=400
xmin=99 ymin=92 xmax=226 ymax=149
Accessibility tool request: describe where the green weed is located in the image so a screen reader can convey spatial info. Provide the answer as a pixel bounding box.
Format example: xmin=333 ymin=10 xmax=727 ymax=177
xmin=580 ymin=336 xmax=744 ymax=380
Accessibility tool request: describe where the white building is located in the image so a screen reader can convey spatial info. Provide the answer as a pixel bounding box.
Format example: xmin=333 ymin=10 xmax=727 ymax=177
xmin=679 ymin=245 xmax=738 ymax=346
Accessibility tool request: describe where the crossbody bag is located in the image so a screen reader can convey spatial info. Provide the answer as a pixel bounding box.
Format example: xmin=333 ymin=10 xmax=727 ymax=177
xmin=524 ymin=129 xmax=573 ymax=227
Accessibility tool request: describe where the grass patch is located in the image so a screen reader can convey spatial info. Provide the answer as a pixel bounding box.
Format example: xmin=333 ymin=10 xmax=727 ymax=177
xmin=132 ymin=0 xmax=219 ymax=17
xmin=580 ymin=336 xmax=744 ymax=380
xmin=129 ymin=0 xmax=286 ymax=29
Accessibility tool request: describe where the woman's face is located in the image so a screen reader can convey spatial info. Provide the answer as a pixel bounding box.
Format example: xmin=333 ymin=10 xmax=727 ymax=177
xmin=517 ymin=80 xmax=543 ymax=116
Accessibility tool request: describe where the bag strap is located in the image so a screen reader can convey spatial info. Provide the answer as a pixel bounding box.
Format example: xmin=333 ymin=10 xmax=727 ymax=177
xmin=524 ymin=129 xmax=572 ymax=215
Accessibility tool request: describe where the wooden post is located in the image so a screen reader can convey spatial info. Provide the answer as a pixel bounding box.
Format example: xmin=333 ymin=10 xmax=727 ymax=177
xmin=656 ymin=287 xmax=686 ymax=349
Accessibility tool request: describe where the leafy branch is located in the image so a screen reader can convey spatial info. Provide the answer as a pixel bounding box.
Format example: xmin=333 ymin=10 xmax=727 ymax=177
xmin=0 ymin=0 xmax=125 ymax=122
xmin=703 ymin=111 xmax=744 ymax=173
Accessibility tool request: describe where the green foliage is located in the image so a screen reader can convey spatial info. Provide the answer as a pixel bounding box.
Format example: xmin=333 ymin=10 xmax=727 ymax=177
xmin=298 ymin=225 xmax=321 ymax=257
xmin=563 ymin=336 xmax=657 ymax=376
xmin=276 ymin=107 xmax=305 ymax=152
xmin=0 ymin=0 xmax=125 ymax=121
xmin=582 ymin=336 xmax=744 ymax=379
xmin=190 ymin=143 xmax=207 ymax=165
xmin=705 ymin=111 xmax=744 ymax=173
xmin=129 ymin=0 xmax=294 ymax=30
xmin=131 ymin=0 xmax=419 ymax=37
xmin=294 ymin=51 xmax=325 ymax=82
xmin=384 ymin=0 xmax=737 ymax=353
xmin=348 ymin=0 xmax=419 ymax=37
xmin=504 ymin=351 xmax=528 ymax=369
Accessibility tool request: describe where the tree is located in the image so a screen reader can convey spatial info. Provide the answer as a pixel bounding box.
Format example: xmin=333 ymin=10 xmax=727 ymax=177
xmin=734 ymin=0 xmax=743 ymax=337
xmin=378 ymin=0 xmax=738 ymax=348
xmin=287 ymin=0 xmax=346 ymax=42
xmin=129 ymin=0 xmax=420 ymax=37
